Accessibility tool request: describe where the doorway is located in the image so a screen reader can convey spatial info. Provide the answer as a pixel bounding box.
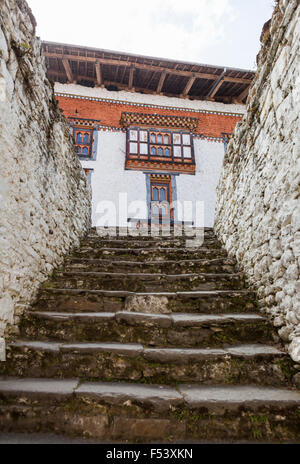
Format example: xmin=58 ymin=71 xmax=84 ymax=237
xmin=150 ymin=177 xmax=173 ymax=223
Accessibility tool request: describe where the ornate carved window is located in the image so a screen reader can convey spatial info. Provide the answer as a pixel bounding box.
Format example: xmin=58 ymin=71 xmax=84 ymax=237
xmin=69 ymin=117 xmax=100 ymax=161
xmin=73 ymin=128 xmax=94 ymax=158
xmin=126 ymin=127 xmax=195 ymax=175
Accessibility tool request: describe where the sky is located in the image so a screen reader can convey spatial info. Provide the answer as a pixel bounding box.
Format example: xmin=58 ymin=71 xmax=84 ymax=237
xmin=26 ymin=0 xmax=275 ymax=71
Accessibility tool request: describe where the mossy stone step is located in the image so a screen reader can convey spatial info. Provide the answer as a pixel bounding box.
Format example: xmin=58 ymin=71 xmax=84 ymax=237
xmin=72 ymin=248 xmax=228 ymax=260
xmin=88 ymin=227 xmax=215 ymax=238
xmin=63 ymin=257 xmax=237 ymax=274
xmin=1 ymin=341 xmax=292 ymax=387
xmin=4 ymin=227 xmax=297 ymax=442
xmin=34 ymin=288 xmax=258 ymax=314
xmin=0 ymin=378 xmax=299 ymax=442
xmin=49 ymin=271 xmax=245 ymax=292
xmin=80 ymin=238 xmax=223 ymax=250
xmin=20 ymin=311 xmax=272 ymax=347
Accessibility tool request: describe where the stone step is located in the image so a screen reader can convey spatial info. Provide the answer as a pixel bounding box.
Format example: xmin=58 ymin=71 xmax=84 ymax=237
xmin=72 ymin=247 xmax=228 ymax=260
xmin=48 ymin=271 xmax=245 ymax=292
xmin=20 ymin=311 xmax=272 ymax=347
xmin=84 ymin=236 xmax=216 ymax=245
xmin=63 ymin=257 xmax=237 ymax=274
xmin=79 ymin=238 xmax=222 ymax=250
xmin=1 ymin=341 xmax=292 ymax=386
xmin=0 ymin=378 xmax=299 ymax=442
xmin=85 ymin=230 xmax=216 ymax=238
xmin=34 ymin=288 xmax=258 ymax=314
xmin=88 ymin=226 xmax=215 ymax=237
xmin=4 ymin=226 xmax=297 ymax=443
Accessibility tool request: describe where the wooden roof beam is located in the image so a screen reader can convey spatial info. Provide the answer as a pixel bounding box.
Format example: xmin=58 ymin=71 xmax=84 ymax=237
xmin=51 ymin=71 xmax=198 ymax=99
xmin=114 ymin=64 xmax=119 ymax=82
xmin=44 ymin=52 xmax=222 ymax=81
xmin=46 ymin=52 xmax=254 ymax=86
xmin=234 ymin=85 xmax=251 ymax=103
xmin=94 ymin=57 xmax=221 ymax=80
xmin=52 ymin=72 xmax=247 ymax=105
xmin=156 ymin=70 xmax=167 ymax=94
xmin=95 ymin=61 xmax=104 ymax=87
xmin=103 ymin=79 xmax=161 ymax=95
xmin=51 ymin=71 xmax=152 ymax=94
xmin=128 ymin=66 xmax=135 ymax=91
xmin=47 ymin=52 xmax=254 ymax=84
xmin=50 ymin=68 xmax=252 ymax=105
xmin=181 ymin=74 xmax=196 ymax=97
xmin=205 ymin=68 xmax=226 ymax=100
xmin=223 ymin=76 xmax=252 ymax=84
xmin=62 ymin=58 xmax=75 ymax=84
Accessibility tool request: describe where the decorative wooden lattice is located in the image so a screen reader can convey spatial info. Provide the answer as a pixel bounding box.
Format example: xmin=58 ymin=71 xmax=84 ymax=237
xmin=126 ymin=159 xmax=195 ymax=175
xmin=150 ymin=174 xmax=172 ymax=181
xmin=68 ymin=117 xmax=100 ymax=128
xmin=120 ymin=112 xmax=199 ymax=132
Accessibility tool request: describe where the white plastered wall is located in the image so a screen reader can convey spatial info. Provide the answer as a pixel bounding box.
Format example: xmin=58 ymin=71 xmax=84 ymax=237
xmin=176 ymin=139 xmax=225 ymax=227
xmin=81 ymin=131 xmax=225 ymax=227
xmin=81 ymin=131 xmax=147 ymax=227
xmin=56 ymin=84 xmax=242 ymax=227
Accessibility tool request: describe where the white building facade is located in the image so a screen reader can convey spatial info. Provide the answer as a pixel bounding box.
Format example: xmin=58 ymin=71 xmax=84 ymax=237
xmin=44 ymin=43 xmax=252 ymax=228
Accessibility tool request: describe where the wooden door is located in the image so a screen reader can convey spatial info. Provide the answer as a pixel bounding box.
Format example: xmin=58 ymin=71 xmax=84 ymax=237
xmin=150 ymin=180 xmax=173 ymax=222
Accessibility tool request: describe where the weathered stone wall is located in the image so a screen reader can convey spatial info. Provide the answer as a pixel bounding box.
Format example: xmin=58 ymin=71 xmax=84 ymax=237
xmin=215 ymin=0 xmax=300 ymax=361
xmin=0 ymin=0 xmax=91 ymax=355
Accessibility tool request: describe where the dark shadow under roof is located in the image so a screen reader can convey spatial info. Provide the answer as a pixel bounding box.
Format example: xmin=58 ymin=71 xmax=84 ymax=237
xmin=42 ymin=41 xmax=255 ymax=104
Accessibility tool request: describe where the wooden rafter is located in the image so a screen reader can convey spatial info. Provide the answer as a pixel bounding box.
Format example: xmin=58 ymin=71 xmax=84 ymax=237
xmin=156 ymin=70 xmax=167 ymax=94
xmin=120 ymin=63 xmax=127 ymax=84
xmin=206 ymin=68 xmax=226 ymax=100
xmin=207 ymin=79 xmax=224 ymax=100
xmin=44 ymin=52 xmax=226 ymax=81
xmin=43 ymin=42 xmax=255 ymax=103
xmin=51 ymin=71 xmax=162 ymax=95
xmin=62 ymin=58 xmax=74 ymax=83
xmin=143 ymin=70 xmax=154 ymax=89
xmin=236 ymin=85 xmax=251 ymax=103
xmin=114 ymin=59 xmax=120 ymax=82
xmin=95 ymin=61 xmax=103 ymax=87
xmin=128 ymin=66 xmax=135 ymax=90
xmin=181 ymin=74 xmax=196 ymax=97
xmin=223 ymin=76 xmax=251 ymax=84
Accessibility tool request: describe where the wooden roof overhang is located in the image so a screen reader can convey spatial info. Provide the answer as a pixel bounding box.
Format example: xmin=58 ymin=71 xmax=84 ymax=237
xmin=42 ymin=41 xmax=255 ymax=104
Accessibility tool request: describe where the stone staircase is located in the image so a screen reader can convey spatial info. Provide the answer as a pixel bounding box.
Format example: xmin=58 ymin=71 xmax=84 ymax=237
xmin=0 ymin=228 xmax=299 ymax=442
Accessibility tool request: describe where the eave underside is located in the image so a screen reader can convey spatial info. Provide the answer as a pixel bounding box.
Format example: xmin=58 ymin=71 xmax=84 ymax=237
xmin=42 ymin=41 xmax=255 ymax=104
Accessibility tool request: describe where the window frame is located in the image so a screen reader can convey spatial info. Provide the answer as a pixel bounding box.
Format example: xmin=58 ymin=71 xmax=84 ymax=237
xmin=126 ymin=127 xmax=195 ymax=165
xmin=72 ymin=127 xmax=94 ymax=159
